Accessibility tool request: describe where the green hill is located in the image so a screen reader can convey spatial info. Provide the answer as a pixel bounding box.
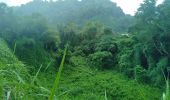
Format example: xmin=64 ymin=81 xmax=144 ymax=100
xmin=1 ymin=0 xmax=170 ymax=99
xmin=14 ymin=0 xmax=134 ymax=32
xmin=0 ymin=38 xmax=161 ymax=99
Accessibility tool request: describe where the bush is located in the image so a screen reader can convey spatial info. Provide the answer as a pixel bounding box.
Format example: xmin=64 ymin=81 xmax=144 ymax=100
xmin=70 ymin=56 xmax=88 ymax=67
xmin=89 ymin=51 xmax=114 ymax=69
xmin=40 ymin=29 xmax=60 ymax=51
xmin=95 ymin=35 xmax=118 ymax=54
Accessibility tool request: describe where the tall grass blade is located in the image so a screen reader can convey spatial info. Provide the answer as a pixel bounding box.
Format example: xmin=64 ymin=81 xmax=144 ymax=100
xmin=31 ymin=64 xmax=43 ymax=85
xmin=6 ymin=90 xmax=11 ymax=100
xmin=163 ymin=79 xmax=169 ymax=100
xmin=165 ymin=79 xmax=169 ymax=100
xmin=44 ymin=60 xmax=53 ymax=71
xmin=162 ymin=68 xmax=170 ymax=100
xmin=48 ymin=45 xmax=67 ymax=100
xmin=12 ymin=71 xmax=25 ymax=84
xmin=105 ymin=89 xmax=108 ymax=100
xmin=13 ymin=42 xmax=17 ymax=55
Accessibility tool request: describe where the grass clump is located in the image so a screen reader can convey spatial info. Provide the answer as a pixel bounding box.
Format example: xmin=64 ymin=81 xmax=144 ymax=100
xmin=0 ymin=38 xmax=50 ymax=99
xmin=0 ymin=38 xmax=29 ymax=99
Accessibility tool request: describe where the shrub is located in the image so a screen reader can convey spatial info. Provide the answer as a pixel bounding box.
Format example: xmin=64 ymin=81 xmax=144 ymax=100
xmin=95 ymin=33 xmax=118 ymax=54
xmin=89 ymin=51 xmax=114 ymax=69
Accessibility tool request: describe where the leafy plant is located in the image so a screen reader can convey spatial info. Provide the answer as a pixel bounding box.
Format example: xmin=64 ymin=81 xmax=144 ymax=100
xmin=89 ymin=51 xmax=114 ymax=69
xmin=48 ymin=45 xmax=68 ymax=100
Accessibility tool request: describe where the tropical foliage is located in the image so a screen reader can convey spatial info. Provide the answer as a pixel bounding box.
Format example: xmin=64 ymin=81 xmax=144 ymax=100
xmin=0 ymin=0 xmax=170 ymax=99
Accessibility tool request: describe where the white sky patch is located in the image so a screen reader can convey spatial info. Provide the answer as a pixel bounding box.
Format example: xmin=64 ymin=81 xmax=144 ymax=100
xmin=111 ymin=0 xmax=164 ymax=15
xmin=0 ymin=0 xmax=165 ymax=15
xmin=0 ymin=0 xmax=33 ymax=6
xmin=156 ymin=0 xmax=164 ymax=5
xmin=111 ymin=0 xmax=143 ymax=15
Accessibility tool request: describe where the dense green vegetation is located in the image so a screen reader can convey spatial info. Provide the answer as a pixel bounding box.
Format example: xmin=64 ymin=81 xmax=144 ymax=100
xmin=14 ymin=0 xmax=134 ymax=32
xmin=0 ymin=0 xmax=170 ymax=99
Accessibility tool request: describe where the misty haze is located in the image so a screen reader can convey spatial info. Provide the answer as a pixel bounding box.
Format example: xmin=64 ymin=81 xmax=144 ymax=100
xmin=0 ymin=0 xmax=169 ymax=100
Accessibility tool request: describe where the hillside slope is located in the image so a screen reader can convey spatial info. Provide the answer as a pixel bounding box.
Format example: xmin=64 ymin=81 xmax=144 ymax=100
xmin=40 ymin=56 xmax=162 ymax=100
xmin=0 ymin=38 xmax=28 ymax=99
xmin=14 ymin=0 xmax=134 ymax=32
xmin=0 ymin=38 xmax=162 ymax=99
xmin=0 ymin=38 xmax=48 ymax=99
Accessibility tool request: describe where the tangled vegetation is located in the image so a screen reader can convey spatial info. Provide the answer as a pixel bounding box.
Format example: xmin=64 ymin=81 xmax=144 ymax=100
xmin=0 ymin=0 xmax=170 ymax=99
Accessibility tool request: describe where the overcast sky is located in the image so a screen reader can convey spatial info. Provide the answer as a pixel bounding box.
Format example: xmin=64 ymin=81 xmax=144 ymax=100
xmin=0 ymin=0 xmax=164 ymax=15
